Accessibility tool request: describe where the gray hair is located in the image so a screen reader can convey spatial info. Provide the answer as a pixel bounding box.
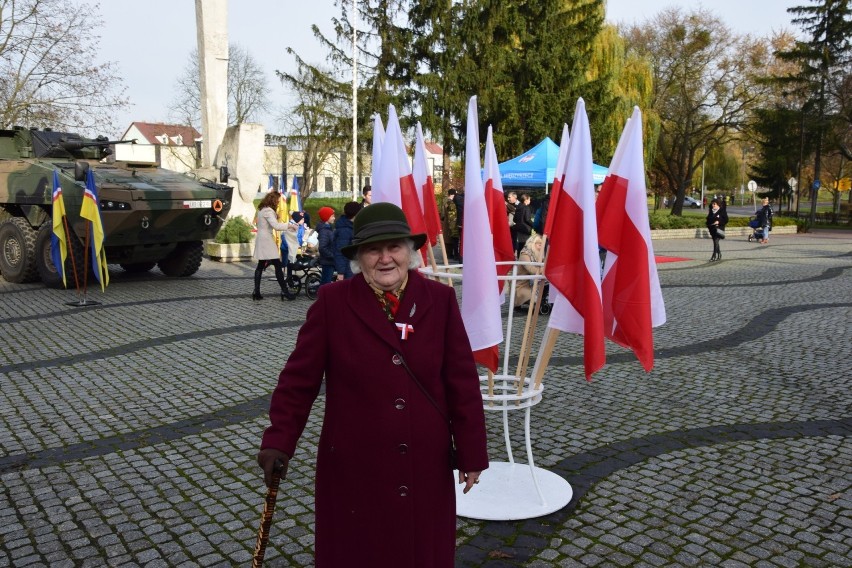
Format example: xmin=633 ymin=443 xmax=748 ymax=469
xmin=350 ymin=238 xmax=422 ymax=274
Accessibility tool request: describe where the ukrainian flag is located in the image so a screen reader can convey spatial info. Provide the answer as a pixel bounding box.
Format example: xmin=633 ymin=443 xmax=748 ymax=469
xmin=289 ymin=176 xmax=302 ymax=215
xmin=51 ymin=170 xmax=68 ymax=288
xmin=81 ymin=169 xmax=109 ymax=291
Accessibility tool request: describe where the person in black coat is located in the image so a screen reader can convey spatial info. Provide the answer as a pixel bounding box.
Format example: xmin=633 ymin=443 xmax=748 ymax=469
xmin=509 ymin=192 xmax=533 ymax=257
xmin=316 ymin=207 xmax=337 ymax=285
xmin=333 ymin=201 xmax=362 ymax=279
xmin=706 ymin=198 xmax=728 ymax=262
xmin=755 ymin=197 xmax=773 ymax=244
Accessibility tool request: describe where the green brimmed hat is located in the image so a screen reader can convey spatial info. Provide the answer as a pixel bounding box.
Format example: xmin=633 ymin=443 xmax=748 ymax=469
xmin=341 ymin=202 xmax=427 ymax=260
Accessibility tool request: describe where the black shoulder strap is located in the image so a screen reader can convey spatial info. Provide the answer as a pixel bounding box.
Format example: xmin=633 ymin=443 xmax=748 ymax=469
xmin=394 ymin=351 xmax=453 ymax=432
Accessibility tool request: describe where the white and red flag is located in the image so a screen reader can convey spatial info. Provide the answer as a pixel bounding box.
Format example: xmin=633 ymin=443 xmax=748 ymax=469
xmin=544 ymin=98 xmax=605 ymax=381
xmin=371 ymin=113 xmax=384 ymax=184
xmin=373 ymin=106 xmax=428 ymax=244
xmin=596 ymin=107 xmax=666 ymax=371
xmin=543 ymin=123 xmax=570 ymax=239
xmin=412 ymin=122 xmax=442 ymax=247
xmin=461 ymin=96 xmax=503 ymax=373
xmin=483 ymin=125 xmax=515 ymax=292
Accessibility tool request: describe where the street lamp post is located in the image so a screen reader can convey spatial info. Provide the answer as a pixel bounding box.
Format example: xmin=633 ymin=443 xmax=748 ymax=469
xmin=700 ymin=146 xmax=706 ymax=209
xmin=351 ymin=0 xmax=358 ymax=201
xmin=741 ymin=145 xmax=754 ymax=208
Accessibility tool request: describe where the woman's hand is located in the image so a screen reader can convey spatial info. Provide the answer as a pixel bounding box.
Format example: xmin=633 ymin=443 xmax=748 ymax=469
xmin=257 ymin=448 xmax=290 ymax=488
xmin=458 ymin=470 xmax=482 ymax=494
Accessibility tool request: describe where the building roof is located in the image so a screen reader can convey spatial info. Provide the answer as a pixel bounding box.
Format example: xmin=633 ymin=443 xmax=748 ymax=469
xmin=424 ymin=141 xmax=443 ymax=155
xmin=122 ymin=122 xmax=201 ymax=147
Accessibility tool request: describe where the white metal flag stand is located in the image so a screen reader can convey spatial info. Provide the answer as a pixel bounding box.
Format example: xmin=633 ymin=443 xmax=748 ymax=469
xmin=421 ymin=261 xmax=573 ymax=520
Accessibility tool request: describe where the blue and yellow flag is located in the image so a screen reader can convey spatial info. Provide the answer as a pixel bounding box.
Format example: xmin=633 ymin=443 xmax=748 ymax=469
xmin=81 ymin=169 xmax=109 ymax=291
xmin=274 ymin=187 xmax=288 ymax=249
xmin=289 ymin=176 xmax=302 ymax=216
xmin=50 ymin=170 xmax=68 ymax=288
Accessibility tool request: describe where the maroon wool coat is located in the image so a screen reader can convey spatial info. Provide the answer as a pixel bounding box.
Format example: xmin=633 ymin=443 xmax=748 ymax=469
xmin=261 ymin=270 xmax=489 ymax=568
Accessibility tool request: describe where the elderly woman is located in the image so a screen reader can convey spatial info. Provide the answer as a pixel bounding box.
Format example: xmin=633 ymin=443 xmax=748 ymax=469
xmin=258 ymin=202 xmax=488 ymax=567
xmin=513 ymin=234 xmax=544 ymax=309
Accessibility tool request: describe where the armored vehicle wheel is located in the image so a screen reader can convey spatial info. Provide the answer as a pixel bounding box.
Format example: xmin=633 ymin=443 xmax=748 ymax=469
xmin=120 ymin=262 xmax=157 ymax=273
xmin=35 ymin=224 xmax=90 ymax=289
xmin=157 ymin=241 xmax=203 ymax=277
xmin=305 ymin=272 xmax=321 ymax=300
xmin=0 ymin=218 xmax=39 ymax=283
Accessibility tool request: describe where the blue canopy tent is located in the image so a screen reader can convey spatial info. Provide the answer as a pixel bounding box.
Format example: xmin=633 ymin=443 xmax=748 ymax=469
xmin=498 ymin=137 xmax=608 ymax=188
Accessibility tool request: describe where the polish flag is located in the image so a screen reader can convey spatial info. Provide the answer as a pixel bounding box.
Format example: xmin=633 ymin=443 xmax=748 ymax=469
xmin=373 ymin=106 xmax=428 ymax=244
xmin=371 ymin=113 xmax=384 ymax=184
xmin=483 ymin=126 xmax=515 ymax=292
xmin=543 ymin=123 xmax=570 ymax=239
xmin=461 ymin=96 xmax=502 ymax=373
xmin=596 ymin=107 xmax=666 ymax=371
xmin=544 ymin=98 xmax=605 ymax=381
xmin=412 ymin=123 xmax=442 ymax=247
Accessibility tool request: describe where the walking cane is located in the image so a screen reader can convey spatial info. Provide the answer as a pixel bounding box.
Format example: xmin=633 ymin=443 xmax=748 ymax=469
xmin=252 ymin=460 xmax=285 ymax=567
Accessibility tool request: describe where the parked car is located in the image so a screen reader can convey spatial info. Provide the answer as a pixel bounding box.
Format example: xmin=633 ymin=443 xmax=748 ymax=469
xmin=683 ymin=196 xmax=701 ymax=208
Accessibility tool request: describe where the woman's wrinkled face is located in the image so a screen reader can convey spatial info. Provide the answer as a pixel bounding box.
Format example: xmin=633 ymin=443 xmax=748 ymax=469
xmin=358 ymin=239 xmax=410 ymax=291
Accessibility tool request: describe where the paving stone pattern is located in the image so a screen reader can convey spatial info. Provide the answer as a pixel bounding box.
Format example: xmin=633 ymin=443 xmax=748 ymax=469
xmin=1 ymin=231 xmax=850 ymax=567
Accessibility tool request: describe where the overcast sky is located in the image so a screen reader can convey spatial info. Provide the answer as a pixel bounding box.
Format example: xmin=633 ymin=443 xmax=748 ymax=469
xmin=89 ymin=1 xmax=797 ymax=138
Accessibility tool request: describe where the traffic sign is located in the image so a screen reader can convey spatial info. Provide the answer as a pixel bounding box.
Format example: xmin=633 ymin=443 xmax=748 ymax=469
xmin=747 ymin=180 xmax=757 ymax=191
xmin=788 ymin=177 xmax=797 ymax=189
xmin=812 ymin=180 xmax=821 ymax=190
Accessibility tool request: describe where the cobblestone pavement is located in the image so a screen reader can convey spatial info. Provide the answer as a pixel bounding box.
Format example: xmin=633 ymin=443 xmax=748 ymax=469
xmin=1 ymin=230 xmax=850 ymax=567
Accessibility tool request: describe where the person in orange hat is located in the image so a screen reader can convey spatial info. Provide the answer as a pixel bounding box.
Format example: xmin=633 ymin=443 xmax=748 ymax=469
xmin=316 ymin=206 xmax=336 ymax=285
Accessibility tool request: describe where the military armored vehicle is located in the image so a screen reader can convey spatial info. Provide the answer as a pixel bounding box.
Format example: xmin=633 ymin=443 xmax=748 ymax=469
xmin=0 ymin=127 xmax=233 ymax=288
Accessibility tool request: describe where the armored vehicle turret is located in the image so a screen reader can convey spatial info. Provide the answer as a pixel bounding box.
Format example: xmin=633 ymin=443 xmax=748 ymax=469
xmin=0 ymin=127 xmax=233 ymax=287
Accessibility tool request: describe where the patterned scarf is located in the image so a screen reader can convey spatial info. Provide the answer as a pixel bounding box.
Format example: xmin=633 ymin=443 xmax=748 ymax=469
xmin=371 ymin=278 xmax=408 ymax=322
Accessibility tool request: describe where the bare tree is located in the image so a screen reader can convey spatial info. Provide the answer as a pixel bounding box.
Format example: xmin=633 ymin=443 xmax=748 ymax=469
xmin=0 ymin=0 xmax=128 ymax=134
xmin=624 ymin=8 xmax=770 ymax=215
xmin=275 ymin=61 xmax=350 ymax=198
xmin=168 ymin=44 xmax=270 ymax=128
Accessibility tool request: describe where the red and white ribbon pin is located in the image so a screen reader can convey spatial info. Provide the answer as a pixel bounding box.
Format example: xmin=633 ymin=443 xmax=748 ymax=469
xmin=395 ymin=323 xmax=414 ymax=340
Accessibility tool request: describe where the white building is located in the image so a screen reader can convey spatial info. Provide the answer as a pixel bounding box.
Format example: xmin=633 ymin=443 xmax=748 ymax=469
xmin=116 ymin=122 xmax=201 ymax=173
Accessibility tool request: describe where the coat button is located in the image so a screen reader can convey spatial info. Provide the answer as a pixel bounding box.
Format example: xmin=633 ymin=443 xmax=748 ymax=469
xmin=398 ymin=443 xmax=409 ymax=454
xmin=394 ymin=398 xmax=406 ymax=410
xmin=392 ymin=354 xmax=402 ymax=366
xmin=399 ymin=486 xmax=409 ymax=497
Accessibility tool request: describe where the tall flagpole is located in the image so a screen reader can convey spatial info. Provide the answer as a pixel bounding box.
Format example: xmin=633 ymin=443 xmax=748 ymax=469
xmin=351 ymin=0 xmax=358 ymax=201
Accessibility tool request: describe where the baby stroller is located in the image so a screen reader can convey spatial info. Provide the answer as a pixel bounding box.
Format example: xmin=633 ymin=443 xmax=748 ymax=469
xmin=285 ymin=253 xmax=322 ymax=299
xmin=747 ymin=217 xmax=765 ymax=242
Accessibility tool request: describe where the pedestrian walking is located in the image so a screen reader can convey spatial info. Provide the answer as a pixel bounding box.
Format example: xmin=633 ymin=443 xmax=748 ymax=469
xmin=756 ymin=197 xmax=773 ymax=244
xmin=252 ymin=191 xmax=297 ymax=301
xmin=706 ymin=198 xmax=728 ymax=262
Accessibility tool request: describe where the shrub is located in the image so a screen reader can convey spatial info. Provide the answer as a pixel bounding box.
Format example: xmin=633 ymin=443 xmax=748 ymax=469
xmin=215 ymin=216 xmax=255 ymax=244
xmin=303 ymin=196 xmax=354 ymax=225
